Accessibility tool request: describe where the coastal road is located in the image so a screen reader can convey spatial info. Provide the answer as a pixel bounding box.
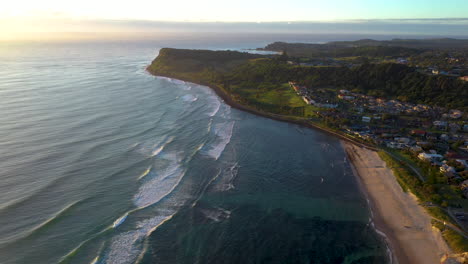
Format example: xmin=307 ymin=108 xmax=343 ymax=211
xmin=383 ymin=150 xmax=426 ymax=182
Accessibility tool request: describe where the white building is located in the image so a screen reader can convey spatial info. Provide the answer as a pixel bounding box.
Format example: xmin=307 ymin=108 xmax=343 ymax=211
xmin=418 ymin=152 xmax=443 ymax=162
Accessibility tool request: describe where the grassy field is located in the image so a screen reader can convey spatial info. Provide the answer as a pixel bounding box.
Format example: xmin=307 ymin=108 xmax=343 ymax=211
xmin=231 ymin=82 xmax=320 ymax=117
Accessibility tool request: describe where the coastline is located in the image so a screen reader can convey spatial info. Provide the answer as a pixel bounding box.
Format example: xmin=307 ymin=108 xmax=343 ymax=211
xmin=146 ymin=69 xmax=451 ymax=263
xmin=343 ymin=142 xmax=451 ymax=264
xmin=146 ymin=68 xmax=378 ymax=151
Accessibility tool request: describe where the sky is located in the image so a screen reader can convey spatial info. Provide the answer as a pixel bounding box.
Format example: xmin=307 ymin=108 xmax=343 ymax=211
xmin=1 ymin=0 xmax=468 ymax=41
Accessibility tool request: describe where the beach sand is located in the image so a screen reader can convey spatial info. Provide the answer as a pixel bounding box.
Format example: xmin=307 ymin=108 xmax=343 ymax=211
xmin=343 ymin=142 xmax=451 ymax=264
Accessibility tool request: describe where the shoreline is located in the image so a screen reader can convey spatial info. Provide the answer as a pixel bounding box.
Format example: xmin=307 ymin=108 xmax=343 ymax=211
xmin=146 ymin=69 xmax=450 ymax=263
xmin=146 ymin=68 xmax=378 ymax=151
xmin=344 ymin=142 xmax=402 ymax=264
xmin=344 ymin=142 xmax=451 ymax=264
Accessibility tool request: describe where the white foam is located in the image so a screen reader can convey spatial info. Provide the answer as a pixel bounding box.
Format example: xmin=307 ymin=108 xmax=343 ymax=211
xmin=105 ymin=231 xmax=141 ymax=264
xmin=220 ymin=105 xmax=231 ymax=118
xmin=151 ymin=145 xmax=164 ymax=157
xmin=151 ymin=136 xmax=174 ymax=157
xmin=181 ymin=94 xmax=198 ymax=102
xmin=112 ymin=213 xmax=129 ymax=228
xmin=181 ymin=84 xmax=192 ymax=91
xmin=214 ymin=162 xmax=239 ymax=191
xmin=133 ymin=154 xmax=187 ymax=208
xmin=207 ymin=96 xmax=221 ymax=117
xmin=90 ymin=256 xmax=99 ymax=264
xmin=205 ymin=121 xmax=235 ymax=160
xmin=207 ymin=119 xmax=213 ymax=133
xmin=200 ymin=207 xmax=231 ymax=222
xmin=105 ymin=211 xmax=177 ymax=264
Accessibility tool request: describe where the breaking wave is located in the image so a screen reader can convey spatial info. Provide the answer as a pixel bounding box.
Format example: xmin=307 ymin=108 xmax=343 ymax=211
xmin=207 ymin=96 xmax=221 ymax=117
xmin=151 ymin=136 xmax=174 ymax=157
xmin=112 ymin=213 xmax=129 ymax=229
xmin=105 ymin=210 xmax=177 ymax=264
xmin=137 ymin=166 xmax=152 ymax=180
xmin=135 ymin=136 xmax=174 ymax=158
xmin=133 ymin=153 xmax=187 ymax=209
xmin=204 ymin=121 xmax=235 ymax=160
xmin=181 ymin=94 xmax=198 ymax=102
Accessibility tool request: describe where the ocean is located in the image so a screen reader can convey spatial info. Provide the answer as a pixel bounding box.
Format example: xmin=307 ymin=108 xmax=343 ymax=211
xmin=0 ymin=34 xmax=388 ymax=264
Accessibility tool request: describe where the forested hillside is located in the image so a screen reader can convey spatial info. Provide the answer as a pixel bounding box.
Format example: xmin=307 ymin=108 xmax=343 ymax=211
xmin=149 ymin=49 xmax=468 ymax=110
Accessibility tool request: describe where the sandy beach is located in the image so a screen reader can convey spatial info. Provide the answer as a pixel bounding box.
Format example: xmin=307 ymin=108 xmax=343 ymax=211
xmin=343 ymin=142 xmax=451 ymax=264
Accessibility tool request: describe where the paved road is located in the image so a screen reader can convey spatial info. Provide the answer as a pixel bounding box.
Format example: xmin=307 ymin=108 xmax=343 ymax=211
xmin=383 ymin=151 xmax=426 ymax=182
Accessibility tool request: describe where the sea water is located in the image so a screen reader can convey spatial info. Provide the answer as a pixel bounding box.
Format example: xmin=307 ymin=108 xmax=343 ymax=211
xmin=0 ymin=35 xmax=388 ymax=264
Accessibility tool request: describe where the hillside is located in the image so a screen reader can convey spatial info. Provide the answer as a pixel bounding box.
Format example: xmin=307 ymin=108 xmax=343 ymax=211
xmin=149 ymin=48 xmax=468 ymax=110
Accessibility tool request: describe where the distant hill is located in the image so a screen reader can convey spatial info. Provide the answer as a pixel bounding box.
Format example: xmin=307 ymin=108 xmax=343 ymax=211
xmin=261 ymin=38 xmax=468 ymax=58
xmin=329 ymin=38 xmax=468 ymax=49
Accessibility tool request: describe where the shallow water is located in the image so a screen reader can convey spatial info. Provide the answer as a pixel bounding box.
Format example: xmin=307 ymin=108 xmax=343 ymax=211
xmin=0 ymin=37 xmax=387 ymax=264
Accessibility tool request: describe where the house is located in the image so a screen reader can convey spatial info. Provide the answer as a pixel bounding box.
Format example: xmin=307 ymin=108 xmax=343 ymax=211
xmin=418 ymin=152 xmax=443 ymax=162
xmin=338 ymin=94 xmax=355 ymax=100
xmin=449 ymin=123 xmax=461 ymax=132
xmin=416 ymin=141 xmax=430 ymax=147
xmin=461 ymin=179 xmax=468 ymax=189
xmin=302 ymin=96 xmax=313 ymax=105
xmin=395 ymin=137 xmax=411 ymax=144
xmin=440 ymin=164 xmax=456 ymax=174
xmin=411 ymin=130 xmax=426 ymax=137
xmin=461 ymin=180 xmax=468 ymax=198
xmin=317 ymin=103 xmax=338 ymax=109
xmin=433 ymin=120 xmax=448 ymax=130
xmin=410 ymin=145 xmax=423 ymax=153
xmin=387 ymin=141 xmax=405 ymax=149
xmin=440 ymin=134 xmax=450 ymax=141
xmin=455 ymin=159 xmax=468 ymax=168
xmin=339 ymin=89 xmax=350 ymax=94
xmin=362 ymin=116 xmax=371 ymax=123
xmin=449 ymin=110 xmax=463 ymax=119
xmin=397 ymin=58 xmax=408 ymax=64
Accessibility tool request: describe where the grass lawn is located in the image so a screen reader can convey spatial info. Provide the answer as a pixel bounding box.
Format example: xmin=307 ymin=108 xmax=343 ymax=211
xmin=233 ymin=83 xmax=320 ymax=117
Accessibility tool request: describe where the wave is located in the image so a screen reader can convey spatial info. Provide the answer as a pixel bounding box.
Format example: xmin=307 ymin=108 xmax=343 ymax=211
xmin=205 ymin=121 xmax=235 ymax=160
xmin=207 ymin=96 xmax=221 ymax=117
xmin=181 ymin=94 xmax=198 ymax=102
xmin=220 ymin=105 xmax=231 ymax=118
xmin=135 ymin=135 xmax=174 ymax=158
xmin=112 ymin=213 xmax=129 ymax=229
xmin=207 ymin=118 xmax=213 ymax=132
xmin=30 ymin=200 xmax=81 ymax=231
xmin=59 ymin=227 xmax=114 ymax=264
xmin=105 ymin=211 xmax=178 ymax=264
xmin=152 ymin=136 xmax=174 ymax=157
xmin=0 ymin=200 xmax=83 ymax=246
xmin=181 ymin=84 xmax=192 ymax=91
xmin=133 ymin=153 xmax=187 ymax=209
xmin=137 ymin=166 xmax=152 ymax=180
xmin=90 ymin=256 xmax=100 ymax=264
xmin=192 ymin=169 xmax=222 ymax=207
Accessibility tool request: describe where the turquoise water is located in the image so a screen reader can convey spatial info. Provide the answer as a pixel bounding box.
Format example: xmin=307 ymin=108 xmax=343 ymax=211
xmin=0 ymin=36 xmax=387 ymax=264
